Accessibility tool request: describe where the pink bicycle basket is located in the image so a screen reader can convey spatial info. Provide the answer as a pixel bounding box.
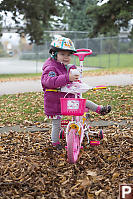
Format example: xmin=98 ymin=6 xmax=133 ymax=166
xmin=60 ymin=98 xmax=86 ymax=116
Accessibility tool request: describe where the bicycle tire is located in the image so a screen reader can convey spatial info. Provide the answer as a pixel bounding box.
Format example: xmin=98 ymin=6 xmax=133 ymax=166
xmin=59 ymin=129 xmax=65 ymax=139
xmin=99 ymin=129 xmax=104 ymax=140
xmin=67 ymin=128 xmax=80 ymax=163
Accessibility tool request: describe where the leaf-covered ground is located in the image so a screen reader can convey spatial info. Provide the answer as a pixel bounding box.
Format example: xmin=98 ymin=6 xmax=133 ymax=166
xmin=0 ymin=123 xmax=132 ymax=198
xmin=0 ymin=85 xmax=133 ymax=198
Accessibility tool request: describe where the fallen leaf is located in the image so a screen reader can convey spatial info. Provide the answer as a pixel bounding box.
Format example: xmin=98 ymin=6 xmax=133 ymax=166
xmin=112 ymin=172 xmax=120 ymax=180
xmin=95 ymin=189 xmax=103 ymax=196
xmin=86 ymin=170 xmax=97 ymax=177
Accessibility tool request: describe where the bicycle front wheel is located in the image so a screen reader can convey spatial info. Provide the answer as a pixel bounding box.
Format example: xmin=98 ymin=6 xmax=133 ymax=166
xmin=67 ymin=129 xmax=80 ymax=164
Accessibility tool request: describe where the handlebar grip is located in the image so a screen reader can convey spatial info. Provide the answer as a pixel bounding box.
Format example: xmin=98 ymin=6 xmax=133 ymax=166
xmin=70 ymin=69 xmax=80 ymax=76
xmin=93 ymin=85 xmax=107 ymax=90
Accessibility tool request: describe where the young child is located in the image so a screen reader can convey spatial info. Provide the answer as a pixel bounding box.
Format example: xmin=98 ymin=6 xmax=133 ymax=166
xmin=41 ymin=36 xmax=111 ymax=149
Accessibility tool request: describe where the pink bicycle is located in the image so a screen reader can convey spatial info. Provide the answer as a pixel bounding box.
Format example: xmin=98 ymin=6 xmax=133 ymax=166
xmin=60 ymin=49 xmax=104 ymax=164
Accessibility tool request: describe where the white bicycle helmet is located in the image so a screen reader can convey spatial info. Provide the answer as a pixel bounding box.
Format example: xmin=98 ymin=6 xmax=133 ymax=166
xmin=49 ymin=35 xmax=76 ymax=54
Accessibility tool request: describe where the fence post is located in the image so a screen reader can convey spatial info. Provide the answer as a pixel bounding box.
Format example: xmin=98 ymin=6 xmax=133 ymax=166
xmin=35 ymin=45 xmax=39 ymax=73
xmin=99 ymin=36 xmax=103 ymax=67
xmin=117 ymin=36 xmax=120 ymax=67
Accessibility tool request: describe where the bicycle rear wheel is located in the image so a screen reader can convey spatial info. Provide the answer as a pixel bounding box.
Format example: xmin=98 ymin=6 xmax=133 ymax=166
xmin=67 ymin=129 xmax=80 ymax=163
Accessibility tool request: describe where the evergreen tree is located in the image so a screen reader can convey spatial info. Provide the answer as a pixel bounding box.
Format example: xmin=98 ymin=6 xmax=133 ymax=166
xmin=66 ymin=0 xmax=97 ymax=32
xmin=0 ymin=0 xmax=62 ymax=44
xmin=87 ymin=0 xmax=133 ymax=37
xmin=0 ymin=14 xmax=2 ymax=36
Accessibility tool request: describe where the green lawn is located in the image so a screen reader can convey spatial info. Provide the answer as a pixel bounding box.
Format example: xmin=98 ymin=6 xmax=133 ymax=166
xmin=0 ymin=53 xmax=132 ymax=81
xmin=83 ymin=85 xmax=133 ymax=120
xmin=72 ymin=53 xmax=133 ymax=69
xmin=0 ymin=73 xmax=41 ymax=80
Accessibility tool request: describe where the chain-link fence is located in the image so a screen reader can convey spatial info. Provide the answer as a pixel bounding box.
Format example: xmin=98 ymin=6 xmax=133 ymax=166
xmin=73 ymin=36 xmax=133 ymax=68
xmin=19 ymin=31 xmax=133 ymax=69
xmin=1 ymin=31 xmax=133 ymax=72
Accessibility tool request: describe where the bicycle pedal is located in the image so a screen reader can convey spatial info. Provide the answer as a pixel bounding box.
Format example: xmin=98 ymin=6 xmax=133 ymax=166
xmin=86 ymin=113 xmax=90 ymax=119
xmin=90 ymin=141 xmax=100 ymax=146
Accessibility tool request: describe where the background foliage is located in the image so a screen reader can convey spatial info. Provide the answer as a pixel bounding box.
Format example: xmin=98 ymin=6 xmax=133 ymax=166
xmin=87 ymin=0 xmax=133 ymax=37
xmin=0 ymin=0 xmax=133 ymax=43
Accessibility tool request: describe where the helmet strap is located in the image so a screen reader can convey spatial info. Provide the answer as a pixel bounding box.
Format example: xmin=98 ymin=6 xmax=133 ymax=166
xmin=65 ymin=65 xmax=67 ymax=69
xmin=51 ymin=51 xmax=57 ymax=60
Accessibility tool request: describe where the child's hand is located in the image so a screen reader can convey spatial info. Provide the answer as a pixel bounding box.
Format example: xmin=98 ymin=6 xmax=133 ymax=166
xmin=69 ymin=69 xmax=80 ymax=82
xmin=69 ymin=73 xmax=79 ymax=82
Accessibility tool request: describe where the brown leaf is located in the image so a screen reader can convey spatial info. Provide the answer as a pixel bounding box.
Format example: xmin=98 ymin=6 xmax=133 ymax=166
xmin=86 ymin=170 xmax=97 ymax=177
xmin=95 ymin=189 xmax=103 ymax=196
xmin=80 ymin=178 xmax=91 ymax=188
xmin=112 ymin=172 xmax=119 ymax=181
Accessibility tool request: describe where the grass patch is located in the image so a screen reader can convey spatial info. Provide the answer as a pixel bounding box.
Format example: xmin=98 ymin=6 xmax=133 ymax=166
xmin=83 ymin=85 xmax=133 ymax=121
xmin=72 ymin=53 xmax=133 ymax=69
xmin=0 ymin=92 xmax=44 ymax=125
xmin=0 ymin=73 xmax=41 ymax=82
xmin=0 ymin=85 xmax=132 ymax=126
xmin=0 ymin=54 xmax=132 ymax=82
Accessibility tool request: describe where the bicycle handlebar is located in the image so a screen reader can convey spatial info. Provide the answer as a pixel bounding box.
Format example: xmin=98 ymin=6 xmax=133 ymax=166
xmin=73 ymin=49 xmax=92 ymax=61
xmin=61 ymin=82 xmax=107 ymax=94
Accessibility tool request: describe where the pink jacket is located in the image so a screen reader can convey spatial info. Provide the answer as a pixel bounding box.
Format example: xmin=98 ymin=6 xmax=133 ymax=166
xmin=41 ymin=58 xmax=76 ymax=116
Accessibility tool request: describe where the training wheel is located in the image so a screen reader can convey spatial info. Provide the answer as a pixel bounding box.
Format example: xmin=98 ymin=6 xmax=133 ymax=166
xmin=99 ymin=130 xmax=104 ymax=140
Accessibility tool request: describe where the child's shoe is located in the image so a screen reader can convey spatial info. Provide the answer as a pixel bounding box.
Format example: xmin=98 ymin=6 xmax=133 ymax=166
xmin=96 ymin=105 xmax=111 ymax=115
xmin=52 ymin=141 xmax=63 ymax=150
xmin=100 ymin=105 xmax=111 ymax=115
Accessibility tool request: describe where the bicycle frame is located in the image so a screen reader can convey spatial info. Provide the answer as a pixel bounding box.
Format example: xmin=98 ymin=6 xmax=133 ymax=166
xmin=60 ymin=49 xmax=104 ymax=163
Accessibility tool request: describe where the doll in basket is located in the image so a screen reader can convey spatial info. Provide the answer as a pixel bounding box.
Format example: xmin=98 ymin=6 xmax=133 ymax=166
xmin=41 ymin=35 xmax=111 ymax=150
